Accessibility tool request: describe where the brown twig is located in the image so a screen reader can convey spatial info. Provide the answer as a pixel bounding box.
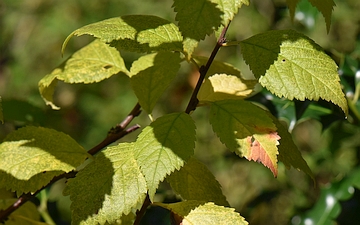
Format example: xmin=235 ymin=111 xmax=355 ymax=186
xmin=0 ymin=103 xmax=142 ymax=223
xmin=185 ymin=23 xmax=231 ymax=114
xmin=134 ymin=194 xmax=151 ymax=225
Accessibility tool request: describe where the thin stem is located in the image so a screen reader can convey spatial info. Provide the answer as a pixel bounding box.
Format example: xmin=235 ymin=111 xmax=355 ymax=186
xmin=134 ymin=194 xmax=151 ymax=225
xmin=0 ymin=103 xmax=142 ymax=223
xmin=185 ymin=23 xmax=231 ymax=114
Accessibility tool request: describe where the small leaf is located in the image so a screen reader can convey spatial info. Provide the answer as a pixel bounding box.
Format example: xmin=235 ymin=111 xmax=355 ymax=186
xmin=209 ymin=100 xmax=279 ymax=176
xmin=130 ymin=52 xmax=181 ymax=114
xmin=198 ymin=74 xmax=256 ymax=103
xmin=240 ymin=29 xmax=348 ymax=115
xmin=63 ymin=143 xmax=147 ymax=225
xmin=133 ymin=113 xmax=196 ymax=201
xmin=63 ymin=15 xmax=183 ymax=53
xmin=0 ymin=199 xmax=47 ymax=225
xmin=167 ymin=157 xmax=229 ymax=206
xmin=211 ymin=0 xmax=250 ymax=26
xmin=39 ymin=39 xmax=128 ymax=109
xmin=157 ymin=201 xmax=248 ymax=225
xmin=0 ymin=126 xmax=89 ymax=195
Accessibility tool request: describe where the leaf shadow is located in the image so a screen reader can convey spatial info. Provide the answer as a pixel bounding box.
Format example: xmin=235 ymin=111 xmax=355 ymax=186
xmin=110 ymin=15 xmax=183 ymax=52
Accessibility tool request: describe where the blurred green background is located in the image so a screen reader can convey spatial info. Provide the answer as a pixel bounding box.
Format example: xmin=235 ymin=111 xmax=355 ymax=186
xmin=1 ymin=0 xmax=360 ymax=224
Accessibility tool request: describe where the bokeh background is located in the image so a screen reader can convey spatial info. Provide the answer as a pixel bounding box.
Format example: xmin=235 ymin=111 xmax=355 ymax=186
xmin=1 ymin=0 xmax=360 ymax=224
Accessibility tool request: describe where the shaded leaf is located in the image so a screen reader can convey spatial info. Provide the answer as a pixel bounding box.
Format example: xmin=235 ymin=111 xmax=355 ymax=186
xmin=130 ymin=52 xmax=181 ymax=114
xmin=271 ymin=113 xmax=314 ymax=179
xmin=0 ymin=126 xmax=89 ymax=195
xmin=167 ymin=157 xmax=229 ymax=206
xmin=157 ymin=201 xmax=248 ymax=225
xmin=209 ymin=100 xmax=279 ymax=176
xmin=173 ymin=0 xmax=223 ymax=41
xmin=198 ymin=74 xmax=256 ymax=103
xmin=133 ymin=113 xmax=196 ymax=201
xmin=240 ymin=29 xmax=347 ymax=115
xmin=63 ymin=143 xmax=147 ymax=225
xmin=39 ymin=39 xmax=128 ymax=109
xmin=63 ymin=15 xmax=183 ymax=54
xmin=0 ymin=199 xmax=47 ymax=225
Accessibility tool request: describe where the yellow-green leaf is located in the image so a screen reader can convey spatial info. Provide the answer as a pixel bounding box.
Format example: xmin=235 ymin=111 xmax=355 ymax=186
xmin=157 ymin=201 xmax=248 ymax=225
xmin=39 ymin=39 xmax=128 ymax=109
xmin=167 ymin=157 xmax=229 ymax=206
xmin=63 ymin=15 xmax=183 ymax=54
xmin=130 ymin=52 xmax=181 ymax=114
xmin=240 ymin=29 xmax=348 ymax=115
xmin=0 ymin=126 xmax=89 ymax=195
xmin=133 ymin=113 xmax=196 ymax=201
xmin=63 ymin=143 xmax=147 ymax=225
xmin=198 ymin=74 xmax=256 ymax=103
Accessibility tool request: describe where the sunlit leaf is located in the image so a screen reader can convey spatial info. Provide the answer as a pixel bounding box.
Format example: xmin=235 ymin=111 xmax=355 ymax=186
xmin=133 ymin=113 xmax=196 ymax=201
xmin=240 ymin=29 xmax=348 ymax=115
xmin=0 ymin=126 xmax=89 ymax=195
xmin=0 ymin=199 xmax=47 ymax=225
xmin=63 ymin=15 xmax=183 ymax=53
xmin=211 ymin=0 xmax=250 ymax=26
xmin=63 ymin=143 xmax=147 ymax=225
xmin=167 ymin=157 xmax=229 ymax=206
xmin=130 ymin=52 xmax=181 ymax=114
xmin=39 ymin=39 xmax=128 ymax=109
xmin=157 ymin=201 xmax=248 ymax=225
xmin=198 ymin=74 xmax=256 ymax=103
xmin=209 ymin=100 xmax=279 ymax=176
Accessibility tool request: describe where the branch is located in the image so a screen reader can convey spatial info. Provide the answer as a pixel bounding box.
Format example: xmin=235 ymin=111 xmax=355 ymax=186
xmin=185 ymin=23 xmax=231 ymax=114
xmin=0 ymin=103 xmax=142 ymax=223
xmin=133 ymin=194 xmax=151 ymax=225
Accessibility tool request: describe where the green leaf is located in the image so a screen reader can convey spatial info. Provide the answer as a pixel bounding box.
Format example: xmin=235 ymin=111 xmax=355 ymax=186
xmin=173 ymin=0 xmax=223 ymax=41
xmin=286 ymin=0 xmax=335 ymax=32
xmin=156 ymin=201 xmax=248 ymax=225
xmin=198 ymin=74 xmax=256 ymax=103
xmin=209 ymin=100 xmax=279 ymax=176
xmin=63 ymin=143 xmax=147 ymax=225
xmin=211 ymin=0 xmax=250 ymax=26
xmin=0 ymin=126 xmax=89 ymax=195
xmin=130 ymin=52 xmax=181 ymax=114
xmin=271 ymin=113 xmax=314 ymax=179
xmin=240 ymin=29 xmax=348 ymax=115
xmin=133 ymin=112 xmax=196 ymax=201
xmin=63 ymin=15 xmax=183 ymax=54
xmin=167 ymin=157 xmax=229 ymax=206
xmin=0 ymin=199 xmax=47 ymax=225
xmin=293 ymin=166 xmax=360 ymax=225
xmin=39 ymin=39 xmax=128 ymax=109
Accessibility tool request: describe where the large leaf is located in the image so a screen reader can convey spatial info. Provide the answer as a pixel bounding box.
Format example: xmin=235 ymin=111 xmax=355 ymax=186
xmin=63 ymin=143 xmax=147 ymax=225
xmin=198 ymin=74 xmax=256 ymax=103
xmin=167 ymin=157 xmax=228 ymax=206
xmin=240 ymin=29 xmax=348 ymax=115
xmin=0 ymin=199 xmax=47 ymax=225
xmin=130 ymin=52 xmax=181 ymax=114
xmin=63 ymin=15 xmax=183 ymax=53
xmin=39 ymin=39 xmax=128 ymax=109
xmin=157 ymin=201 xmax=248 ymax=225
xmin=0 ymin=126 xmax=89 ymax=195
xmin=133 ymin=113 xmax=196 ymax=201
xmin=209 ymin=100 xmax=279 ymax=176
